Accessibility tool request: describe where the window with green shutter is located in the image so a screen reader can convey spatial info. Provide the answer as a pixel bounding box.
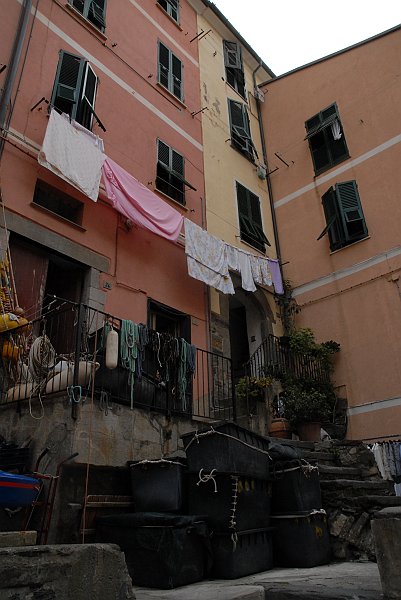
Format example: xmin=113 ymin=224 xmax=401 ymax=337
xmin=156 ymin=140 xmax=186 ymax=204
xmin=236 ymin=182 xmax=270 ymax=252
xmin=69 ymin=0 xmax=106 ymax=32
xmin=50 ymin=50 xmax=105 ymax=132
xmin=157 ymin=0 xmax=180 ymax=23
xmin=223 ymin=41 xmax=245 ymax=98
xmin=158 ymin=42 xmax=183 ymax=101
xmin=228 ymin=99 xmax=257 ymax=162
xmin=305 ymin=103 xmax=349 ymax=175
xmin=317 ymin=180 xmax=368 ymax=251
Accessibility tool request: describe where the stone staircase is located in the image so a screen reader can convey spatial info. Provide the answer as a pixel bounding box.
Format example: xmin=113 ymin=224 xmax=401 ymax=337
xmin=272 ymin=437 xmax=400 ymax=561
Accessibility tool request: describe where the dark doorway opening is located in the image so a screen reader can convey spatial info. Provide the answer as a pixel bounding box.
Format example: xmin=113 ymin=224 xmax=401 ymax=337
xmin=229 ymin=297 xmax=250 ymax=382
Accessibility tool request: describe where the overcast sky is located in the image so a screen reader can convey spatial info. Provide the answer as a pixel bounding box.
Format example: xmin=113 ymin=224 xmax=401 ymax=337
xmin=213 ymin=1 xmax=401 ymax=75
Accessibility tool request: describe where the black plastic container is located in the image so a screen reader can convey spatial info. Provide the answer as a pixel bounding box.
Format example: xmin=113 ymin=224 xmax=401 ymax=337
xmin=271 ymin=460 xmax=321 ymax=513
xmin=187 ymin=472 xmax=271 ymax=531
xmin=95 ymin=512 xmax=211 ymax=589
xmin=272 ymin=510 xmax=331 ymax=567
xmin=182 ymin=422 xmax=270 ymax=479
xmin=211 ymin=527 xmax=274 ymax=579
xmin=129 ymin=459 xmax=186 ymax=512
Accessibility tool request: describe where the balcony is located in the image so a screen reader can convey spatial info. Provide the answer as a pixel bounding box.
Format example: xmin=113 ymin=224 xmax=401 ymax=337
xmin=0 ymin=298 xmax=235 ymax=422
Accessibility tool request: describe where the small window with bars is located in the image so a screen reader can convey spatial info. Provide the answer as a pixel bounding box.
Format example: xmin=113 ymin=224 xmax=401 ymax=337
xmin=236 ymin=182 xmax=270 ymax=252
xmin=305 ymin=103 xmax=349 ymax=175
xmin=223 ymin=40 xmax=245 ymax=98
xmin=32 ymin=180 xmax=84 ymax=225
xmin=228 ymin=99 xmax=257 ymax=162
xmin=156 ymin=140 xmax=186 ymax=205
xmin=69 ymin=0 xmax=106 ymax=32
xmin=317 ymin=180 xmax=368 ymax=251
xmin=158 ymin=42 xmax=183 ymax=101
xmin=50 ymin=50 xmax=105 ymax=132
xmin=157 ymin=0 xmax=179 ymax=23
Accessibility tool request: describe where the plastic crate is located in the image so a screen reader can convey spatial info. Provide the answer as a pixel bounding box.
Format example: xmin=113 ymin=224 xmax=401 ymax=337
xmin=188 ymin=472 xmax=271 ymax=532
xmin=272 ymin=510 xmax=331 ymax=567
xmin=211 ymin=527 xmax=274 ymax=579
xmin=0 ymin=471 xmax=41 ymax=506
xmin=95 ymin=512 xmax=211 ymax=589
xmin=272 ymin=460 xmax=321 ymax=513
xmin=129 ymin=459 xmax=186 ymax=512
xmin=182 ymin=422 xmax=270 ymax=479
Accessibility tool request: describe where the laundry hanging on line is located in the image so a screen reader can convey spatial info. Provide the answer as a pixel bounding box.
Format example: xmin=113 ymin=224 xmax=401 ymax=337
xmin=38 ymin=109 xmax=106 ymax=201
xmin=184 ymin=219 xmax=283 ymax=295
xmin=370 ymin=441 xmax=401 ymax=495
xmin=102 ymin=157 xmax=184 ymax=242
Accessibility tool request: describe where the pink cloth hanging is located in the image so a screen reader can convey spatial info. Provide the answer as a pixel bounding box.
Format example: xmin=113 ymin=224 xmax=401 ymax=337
xmin=102 ymin=157 xmax=184 ymax=241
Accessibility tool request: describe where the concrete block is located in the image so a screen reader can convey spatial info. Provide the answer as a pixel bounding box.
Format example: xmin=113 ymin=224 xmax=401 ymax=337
xmin=88 ymin=286 xmax=107 ymax=306
xmin=0 ymin=543 xmax=135 ymax=600
xmin=0 ymin=531 xmax=37 ymax=547
xmin=372 ymin=509 xmax=401 ymax=598
xmin=346 ymin=512 xmax=369 ymax=544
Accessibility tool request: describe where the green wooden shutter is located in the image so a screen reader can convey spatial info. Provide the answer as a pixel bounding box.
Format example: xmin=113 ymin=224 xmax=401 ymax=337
xmin=172 ymin=54 xmax=183 ymax=100
xmin=172 ymin=150 xmax=184 ymax=177
xmin=320 ymin=186 xmax=344 ymax=250
xmin=79 ymin=63 xmax=98 ymax=129
xmin=50 ymin=51 xmax=86 ymax=120
xmin=158 ymin=140 xmax=171 ymax=169
xmin=158 ymin=42 xmax=170 ymax=90
xmin=89 ymin=0 xmax=106 ymax=29
xmin=336 ymin=181 xmax=368 ymax=242
xmin=237 ymin=183 xmax=267 ymax=250
xmin=223 ymin=41 xmax=242 ymax=69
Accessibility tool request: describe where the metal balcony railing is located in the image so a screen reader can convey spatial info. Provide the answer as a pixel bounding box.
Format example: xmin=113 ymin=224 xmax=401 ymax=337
xmin=0 ymin=298 xmax=235 ymax=421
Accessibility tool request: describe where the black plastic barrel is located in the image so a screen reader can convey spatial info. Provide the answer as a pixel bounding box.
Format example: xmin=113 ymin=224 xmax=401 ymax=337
xmin=129 ymin=459 xmax=186 ymax=512
xmin=271 ymin=510 xmax=331 ymax=567
xmin=272 ymin=460 xmax=321 ymax=513
xmin=211 ymin=527 xmax=274 ymax=578
xmin=95 ymin=512 xmax=211 ymax=589
xmin=188 ymin=471 xmax=271 ymax=531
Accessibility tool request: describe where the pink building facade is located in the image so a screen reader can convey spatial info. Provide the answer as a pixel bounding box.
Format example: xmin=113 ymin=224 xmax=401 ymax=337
xmin=261 ymin=26 xmax=401 ymax=441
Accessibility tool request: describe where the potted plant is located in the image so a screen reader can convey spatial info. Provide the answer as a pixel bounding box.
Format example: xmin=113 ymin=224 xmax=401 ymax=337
xmin=280 ymin=379 xmax=336 ymax=441
xmin=235 ymin=375 xmax=273 ymax=403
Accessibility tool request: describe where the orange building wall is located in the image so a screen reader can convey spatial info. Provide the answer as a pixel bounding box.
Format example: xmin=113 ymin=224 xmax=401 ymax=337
xmin=261 ymin=27 xmax=401 ymax=440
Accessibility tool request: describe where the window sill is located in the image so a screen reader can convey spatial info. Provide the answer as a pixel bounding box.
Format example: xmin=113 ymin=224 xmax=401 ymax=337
xmin=62 ymin=2 xmax=107 ymax=41
xmin=31 ymin=202 xmax=86 ymax=232
xmin=329 ymin=235 xmax=370 ymax=255
xmin=156 ymin=82 xmax=186 ymax=110
xmin=226 ymin=81 xmax=247 ymax=103
xmin=154 ymin=188 xmax=189 ymax=212
xmin=156 ymin=2 xmax=183 ymax=30
xmin=237 ymin=237 xmax=266 ymax=256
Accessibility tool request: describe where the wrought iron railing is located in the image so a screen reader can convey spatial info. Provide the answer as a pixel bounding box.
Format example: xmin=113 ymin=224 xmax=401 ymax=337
xmin=0 ymin=298 xmax=235 ymax=421
xmin=246 ymin=334 xmax=330 ymax=383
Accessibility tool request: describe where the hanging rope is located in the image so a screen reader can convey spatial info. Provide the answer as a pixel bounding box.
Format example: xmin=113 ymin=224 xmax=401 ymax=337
xmin=120 ymin=319 xmax=139 ymax=409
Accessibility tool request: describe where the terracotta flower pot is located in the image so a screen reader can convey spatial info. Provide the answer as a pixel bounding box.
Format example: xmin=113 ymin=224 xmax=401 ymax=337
xmin=297 ymin=421 xmax=321 ymax=442
xmin=269 ymin=418 xmax=292 ymax=439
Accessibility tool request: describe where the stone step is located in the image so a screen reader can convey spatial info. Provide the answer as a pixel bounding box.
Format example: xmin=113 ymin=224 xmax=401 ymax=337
xmin=301 ymin=451 xmax=336 ymax=463
xmin=318 ymin=465 xmax=362 ymax=480
xmin=351 ymin=495 xmax=401 ymax=510
xmin=321 ymin=479 xmax=394 ymax=492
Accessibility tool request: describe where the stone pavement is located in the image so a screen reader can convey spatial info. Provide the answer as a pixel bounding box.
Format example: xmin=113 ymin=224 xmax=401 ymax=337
xmin=133 ymin=561 xmax=383 ymax=599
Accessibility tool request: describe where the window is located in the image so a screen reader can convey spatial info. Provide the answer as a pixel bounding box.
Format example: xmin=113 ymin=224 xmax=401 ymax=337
xmin=305 ymin=103 xmax=349 ymax=175
xmin=50 ymin=50 xmax=105 ymax=131
xmin=317 ymin=181 xmax=368 ymax=251
xmin=33 ymin=180 xmax=84 ymax=225
xmin=156 ymin=140 xmax=185 ymax=204
xmin=223 ymin=40 xmax=245 ymax=98
xmin=69 ymin=0 xmax=106 ymax=32
xmin=157 ymin=0 xmax=179 ymax=23
xmin=148 ymin=300 xmax=190 ymax=341
xmin=236 ymin=182 xmax=270 ymax=252
xmin=158 ymin=42 xmax=183 ymax=101
xmin=228 ymin=99 xmax=257 ymax=162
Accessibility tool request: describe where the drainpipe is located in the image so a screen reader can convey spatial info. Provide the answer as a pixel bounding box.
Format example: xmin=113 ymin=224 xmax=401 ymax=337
xmin=252 ymin=62 xmax=282 ymax=269
xmin=0 ymin=0 xmax=33 ymax=159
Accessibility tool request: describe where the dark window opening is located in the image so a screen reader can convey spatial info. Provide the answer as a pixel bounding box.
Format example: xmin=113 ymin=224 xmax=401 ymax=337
xmin=317 ymin=180 xmax=368 ymax=251
xmin=223 ymin=40 xmax=245 ymax=98
xmin=157 ymin=0 xmax=179 ymax=23
xmin=33 ymin=180 xmax=84 ymax=225
xmin=305 ymin=103 xmax=349 ymax=175
xmin=69 ymin=0 xmax=106 ymax=32
xmin=156 ymin=139 xmax=185 ymax=205
xmin=236 ymin=182 xmax=270 ymax=252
